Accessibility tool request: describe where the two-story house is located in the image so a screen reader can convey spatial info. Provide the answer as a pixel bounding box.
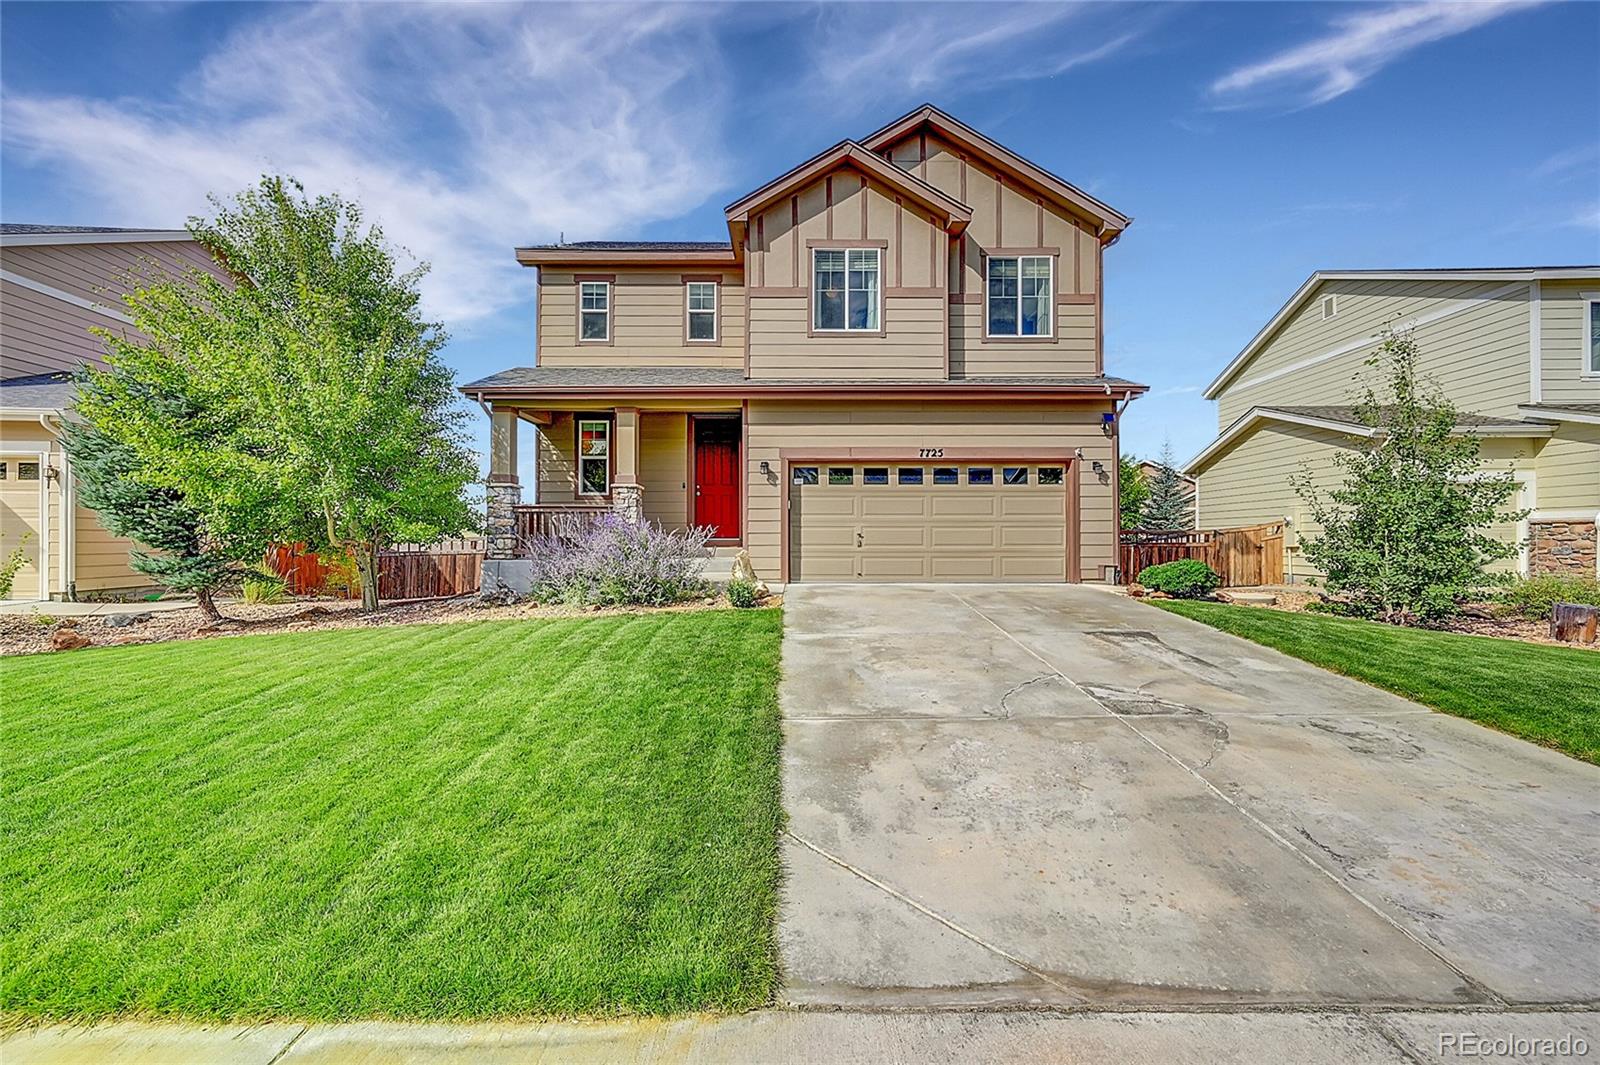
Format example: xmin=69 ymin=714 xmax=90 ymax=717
xmin=0 ymin=224 xmax=229 ymax=601
xmin=465 ymin=105 xmax=1145 ymax=589
xmin=1186 ymin=268 xmax=1600 ymax=581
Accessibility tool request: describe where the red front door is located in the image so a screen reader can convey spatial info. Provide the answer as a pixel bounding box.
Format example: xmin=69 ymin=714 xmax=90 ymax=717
xmin=693 ymin=418 xmax=740 ymax=540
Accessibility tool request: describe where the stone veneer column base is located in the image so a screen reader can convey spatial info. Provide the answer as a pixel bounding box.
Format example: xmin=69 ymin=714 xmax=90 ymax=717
xmin=1529 ymin=520 xmax=1598 ymax=576
xmin=485 ymin=480 xmax=522 ymax=560
xmin=612 ymin=482 xmax=644 ymax=524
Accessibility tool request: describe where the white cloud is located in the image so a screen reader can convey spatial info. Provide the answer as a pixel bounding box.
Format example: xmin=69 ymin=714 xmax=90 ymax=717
xmin=2 ymin=4 xmax=732 ymax=324
xmin=1529 ymin=143 xmax=1600 ymax=182
xmin=1210 ymin=1 xmax=1545 ymax=109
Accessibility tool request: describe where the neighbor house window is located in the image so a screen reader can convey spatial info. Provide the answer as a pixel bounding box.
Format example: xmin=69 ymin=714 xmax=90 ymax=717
xmin=986 ymin=255 xmax=1052 ymax=337
xmin=577 ymin=420 xmax=610 ymax=495
xmin=1588 ymin=298 xmax=1600 ymax=374
xmin=813 ymin=248 xmax=880 ymax=331
xmin=687 ymin=281 xmax=717 ymax=341
xmin=579 ymin=281 xmax=610 ymax=341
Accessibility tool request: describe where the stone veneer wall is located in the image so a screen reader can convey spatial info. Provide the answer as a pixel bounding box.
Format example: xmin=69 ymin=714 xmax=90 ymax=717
xmin=486 ymin=481 xmax=522 ymax=560
xmin=1529 ymin=520 xmax=1598 ymax=576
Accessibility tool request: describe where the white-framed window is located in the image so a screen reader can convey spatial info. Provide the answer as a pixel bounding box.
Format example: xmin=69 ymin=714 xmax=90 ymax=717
xmin=687 ymin=281 xmax=717 ymax=341
xmin=577 ymin=419 xmax=610 ymax=495
xmin=1321 ymin=294 xmax=1338 ymax=320
xmin=579 ymin=281 xmax=610 ymax=341
xmin=813 ymin=248 xmax=880 ymax=331
xmin=1587 ymin=296 xmax=1600 ymax=375
xmin=986 ymin=255 xmax=1052 ymax=337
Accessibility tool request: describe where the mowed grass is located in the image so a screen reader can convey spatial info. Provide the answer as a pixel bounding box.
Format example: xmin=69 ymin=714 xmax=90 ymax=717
xmin=1154 ymin=600 xmax=1600 ymax=764
xmin=0 ymin=610 xmax=784 ymax=1021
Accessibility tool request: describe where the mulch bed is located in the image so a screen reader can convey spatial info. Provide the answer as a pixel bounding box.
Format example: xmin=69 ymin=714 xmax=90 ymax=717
xmin=1220 ymin=589 xmax=1595 ymax=651
xmin=1 ymin=591 xmax=780 ymax=658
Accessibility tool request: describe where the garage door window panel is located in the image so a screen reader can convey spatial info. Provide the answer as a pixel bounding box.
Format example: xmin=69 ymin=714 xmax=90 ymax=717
xmin=828 ymin=467 xmax=854 ymax=485
xmin=863 ymin=467 xmax=889 ymax=485
xmin=792 ymin=466 xmax=819 ymax=485
xmin=933 ymin=467 xmax=958 ymax=485
xmin=897 ymin=467 xmax=924 ymax=485
xmin=967 ymin=467 xmax=994 ymax=485
xmin=1039 ymin=466 xmax=1064 ymax=485
xmin=1003 ymin=467 xmax=1028 ymax=485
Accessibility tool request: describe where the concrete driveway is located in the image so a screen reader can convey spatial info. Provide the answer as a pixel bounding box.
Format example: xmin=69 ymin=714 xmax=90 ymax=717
xmin=778 ymin=584 xmax=1600 ymax=1010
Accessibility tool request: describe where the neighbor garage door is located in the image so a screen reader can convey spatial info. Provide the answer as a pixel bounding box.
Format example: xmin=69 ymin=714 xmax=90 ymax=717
xmin=1 ymin=454 xmax=46 ymax=600
xmin=788 ymin=462 xmax=1069 ymax=582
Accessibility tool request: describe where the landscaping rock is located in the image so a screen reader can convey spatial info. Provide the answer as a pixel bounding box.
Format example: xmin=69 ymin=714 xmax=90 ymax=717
xmin=57 ymin=617 xmax=79 ymax=629
xmin=730 ymin=549 xmax=759 ymax=584
xmin=50 ymin=628 xmax=91 ymax=651
xmin=100 ymin=611 xmax=154 ymax=629
xmin=1148 ymin=590 xmax=1172 ymax=600
xmin=1126 ymin=583 xmax=1146 ymax=598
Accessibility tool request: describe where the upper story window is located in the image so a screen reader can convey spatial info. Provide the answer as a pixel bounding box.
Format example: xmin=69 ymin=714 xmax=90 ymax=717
xmin=1588 ymin=297 xmax=1599 ymax=375
xmin=987 ymin=256 xmax=1052 ymax=338
xmin=686 ymin=281 xmax=718 ymax=342
xmin=814 ymin=248 xmax=880 ymax=331
xmin=579 ymin=281 xmax=611 ymax=342
xmin=577 ymin=419 xmax=610 ymax=495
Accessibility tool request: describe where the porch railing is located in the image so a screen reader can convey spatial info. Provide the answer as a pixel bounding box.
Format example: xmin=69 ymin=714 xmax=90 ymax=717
xmin=513 ymin=504 xmax=610 ymax=550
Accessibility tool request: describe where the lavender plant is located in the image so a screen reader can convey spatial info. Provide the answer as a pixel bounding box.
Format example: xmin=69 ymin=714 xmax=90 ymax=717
xmin=526 ymin=514 xmax=714 ymax=606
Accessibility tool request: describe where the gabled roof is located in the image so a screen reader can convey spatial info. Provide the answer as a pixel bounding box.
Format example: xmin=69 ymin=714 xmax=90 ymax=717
xmin=1204 ymin=267 xmax=1600 ymax=399
xmin=0 ymin=371 xmax=78 ymax=414
xmin=1 ymin=224 xmax=191 ymax=247
xmin=515 ymin=240 xmax=738 ymax=267
xmin=860 ymin=104 xmax=1131 ymax=238
xmin=1518 ymin=402 xmax=1600 ymax=426
xmin=723 ymin=140 xmax=972 ymax=244
xmin=1184 ymin=404 xmax=1553 ymax=475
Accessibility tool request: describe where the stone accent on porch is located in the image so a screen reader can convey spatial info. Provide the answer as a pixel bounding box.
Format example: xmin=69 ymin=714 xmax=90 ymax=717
xmin=612 ymin=483 xmax=644 ymax=524
xmin=1530 ymin=519 xmax=1598 ymax=576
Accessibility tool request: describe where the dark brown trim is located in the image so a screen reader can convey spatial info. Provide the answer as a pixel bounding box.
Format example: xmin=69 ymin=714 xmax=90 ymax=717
xmin=825 ymin=175 xmax=833 ymax=239
xmin=985 ymin=245 xmax=1061 ymax=257
xmin=748 ymin=286 xmax=808 ymax=297
xmin=573 ymin=273 xmax=617 ymax=281
xmin=1094 ymin=242 xmax=1104 ymax=374
xmin=951 ymin=293 xmax=984 ymax=304
xmin=859 ymin=174 xmax=868 ymax=238
xmin=1036 ymin=199 xmax=1045 ymax=246
xmin=740 ymin=399 xmax=749 ymax=547
xmin=688 ymin=411 xmax=746 ymax=546
xmin=805 ymin=243 xmax=888 ymax=339
xmin=517 ymin=249 xmax=736 ymax=267
xmin=977 ymin=249 xmax=1062 ymax=346
xmin=885 ymin=286 xmax=943 ymax=298
xmin=472 ymin=383 xmax=1147 ymax=402
xmin=790 ymin=196 xmax=800 ymax=286
xmin=805 ymin=238 xmax=888 ymax=249
xmin=894 ymin=197 xmax=904 ymax=288
xmin=1057 ymin=293 xmax=1095 ymax=305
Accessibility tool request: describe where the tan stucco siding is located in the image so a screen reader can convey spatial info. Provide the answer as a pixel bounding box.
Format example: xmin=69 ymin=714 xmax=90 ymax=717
xmin=1538 ymin=280 xmax=1600 ymax=406
xmin=536 ymin=269 xmax=745 ymax=368
xmin=1535 ymin=424 xmax=1600 ymax=511
xmin=744 ymin=400 xmax=1118 ymax=583
xmin=1 ymin=240 xmax=224 ymax=379
xmin=747 ymin=294 xmax=945 ymax=379
xmin=1217 ymin=279 xmax=1534 ymax=427
xmin=639 ymin=412 xmax=688 ymax=529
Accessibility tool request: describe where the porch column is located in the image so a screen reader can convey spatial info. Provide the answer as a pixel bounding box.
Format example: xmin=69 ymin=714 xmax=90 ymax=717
xmin=611 ymin=407 xmax=643 ymax=523
xmin=485 ymin=405 xmax=521 ymax=561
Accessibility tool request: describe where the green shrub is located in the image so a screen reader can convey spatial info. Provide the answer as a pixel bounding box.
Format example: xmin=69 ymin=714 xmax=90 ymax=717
xmin=1138 ymin=559 xmax=1220 ymax=599
xmin=0 ymin=532 xmax=33 ymax=600
xmin=241 ymin=572 xmax=289 ymax=605
xmin=1495 ymin=574 xmax=1600 ymax=619
xmin=726 ymin=577 xmax=760 ymax=609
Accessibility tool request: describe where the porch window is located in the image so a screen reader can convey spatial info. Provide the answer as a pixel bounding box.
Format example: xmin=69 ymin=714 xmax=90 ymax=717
xmin=687 ymin=281 xmax=717 ymax=341
xmin=577 ymin=420 xmax=609 ymax=495
xmin=579 ymin=281 xmax=610 ymax=341
xmin=986 ymin=256 xmax=1052 ymax=337
xmin=813 ymin=248 xmax=880 ymax=331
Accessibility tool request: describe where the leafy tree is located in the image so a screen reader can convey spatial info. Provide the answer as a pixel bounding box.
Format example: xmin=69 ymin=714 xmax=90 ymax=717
xmin=1140 ymin=440 xmax=1193 ymax=530
xmin=1292 ymin=329 xmax=1524 ymax=624
xmin=1119 ymin=454 xmax=1149 ymax=530
xmin=84 ymin=176 xmax=478 ymax=613
xmin=65 ymin=374 xmax=233 ymax=621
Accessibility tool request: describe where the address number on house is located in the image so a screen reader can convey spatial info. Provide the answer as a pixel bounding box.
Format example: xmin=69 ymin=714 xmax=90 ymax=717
xmin=918 ymin=448 xmax=944 ymax=458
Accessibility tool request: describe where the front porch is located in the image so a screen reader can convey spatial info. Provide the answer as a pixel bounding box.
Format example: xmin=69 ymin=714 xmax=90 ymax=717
xmin=483 ymin=402 xmax=745 ymax=581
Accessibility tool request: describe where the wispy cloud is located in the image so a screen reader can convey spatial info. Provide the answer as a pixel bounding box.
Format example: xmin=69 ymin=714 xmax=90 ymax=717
xmin=807 ymin=3 xmax=1150 ymax=101
xmin=2 ymin=5 xmax=731 ymax=323
xmin=1210 ymin=1 xmax=1544 ymax=109
xmin=1529 ymin=143 xmax=1600 ymax=182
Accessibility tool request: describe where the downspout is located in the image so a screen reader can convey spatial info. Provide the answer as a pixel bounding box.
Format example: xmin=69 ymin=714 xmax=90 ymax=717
xmin=39 ymin=413 xmax=74 ymax=600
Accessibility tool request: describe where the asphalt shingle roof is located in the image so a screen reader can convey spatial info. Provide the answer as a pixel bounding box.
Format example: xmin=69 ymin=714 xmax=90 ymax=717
xmin=0 ymin=371 xmax=79 ymax=411
xmin=462 ymin=366 xmax=1143 ymax=391
xmin=516 ymin=240 xmax=733 ymax=252
xmin=1263 ymin=404 xmax=1535 ymax=431
xmin=0 ymin=224 xmax=168 ymax=235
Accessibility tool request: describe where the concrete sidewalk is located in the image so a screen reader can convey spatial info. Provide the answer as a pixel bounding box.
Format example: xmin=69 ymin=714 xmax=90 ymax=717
xmin=0 ymin=597 xmax=196 ymax=617
xmin=5 ymin=1009 xmax=1597 ymax=1064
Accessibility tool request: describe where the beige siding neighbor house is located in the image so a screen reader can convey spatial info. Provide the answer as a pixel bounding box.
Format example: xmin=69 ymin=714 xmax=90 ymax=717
xmin=1187 ymin=268 xmax=1600 ymax=581
xmin=0 ymin=224 xmax=226 ymax=600
xmin=466 ymin=105 xmax=1145 ymax=589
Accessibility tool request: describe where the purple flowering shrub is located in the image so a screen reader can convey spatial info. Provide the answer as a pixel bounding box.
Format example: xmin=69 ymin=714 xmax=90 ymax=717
xmin=526 ymin=514 xmax=714 ymax=605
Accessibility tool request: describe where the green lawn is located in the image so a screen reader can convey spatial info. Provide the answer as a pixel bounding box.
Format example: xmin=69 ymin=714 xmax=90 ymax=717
xmin=1153 ymin=600 xmax=1600 ymax=764
xmin=0 ymin=610 xmax=784 ymax=1021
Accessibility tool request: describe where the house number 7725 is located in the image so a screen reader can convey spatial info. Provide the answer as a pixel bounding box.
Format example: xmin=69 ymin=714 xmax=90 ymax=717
xmin=918 ymin=447 xmax=944 ymax=459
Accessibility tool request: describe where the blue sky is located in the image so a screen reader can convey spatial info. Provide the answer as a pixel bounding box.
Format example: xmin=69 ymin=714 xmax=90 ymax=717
xmin=3 ymin=1 xmax=1597 ymax=470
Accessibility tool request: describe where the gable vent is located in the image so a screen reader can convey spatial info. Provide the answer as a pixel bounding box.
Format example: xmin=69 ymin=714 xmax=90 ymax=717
xmin=1321 ymin=294 xmax=1338 ymax=320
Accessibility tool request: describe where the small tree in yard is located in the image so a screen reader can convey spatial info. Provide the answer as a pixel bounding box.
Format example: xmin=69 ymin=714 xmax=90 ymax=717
xmin=1140 ymin=440 xmax=1193 ymax=530
xmin=1292 ymin=329 xmax=1524 ymax=625
xmin=86 ymin=176 xmax=478 ymax=613
xmin=1119 ymin=454 xmax=1150 ymax=530
xmin=64 ymin=376 xmax=233 ymax=621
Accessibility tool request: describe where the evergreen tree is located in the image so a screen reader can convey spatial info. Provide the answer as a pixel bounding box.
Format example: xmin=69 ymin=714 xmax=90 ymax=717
xmin=1118 ymin=454 xmax=1150 ymax=529
xmin=1141 ymin=440 xmax=1193 ymax=530
xmin=64 ymin=374 xmax=232 ymax=620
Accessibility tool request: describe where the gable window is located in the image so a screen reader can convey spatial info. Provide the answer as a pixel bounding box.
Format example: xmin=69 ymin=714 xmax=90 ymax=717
xmin=1321 ymin=294 xmax=1338 ymax=320
xmin=986 ymin=256 xmax=1052 ymax=337
xmin=579 ymin=281 xmax=610 ymax=341
xmin=687 ymin=281 xmax=717 ymax=342
xmin=813 ymin=248 xmax=880 ymax=331
xmin=1588 ymin=297 xmax=1600 ymax=374
xmin=577 ymin=419 xmax=610 ymax=495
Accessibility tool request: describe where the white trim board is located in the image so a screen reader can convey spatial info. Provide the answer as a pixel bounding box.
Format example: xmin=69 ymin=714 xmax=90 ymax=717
xmin=0 ymin=269 xmax=134 ymax=324
xmin=1517 ymin=404 xmax=1600 ymax=426
xmin=1528 ymin=279 xmax=1541 ymax=404
xmin=0 ymin=230 xmax=190 ymax=247
xmin=1218 ymin=280 xmax=1532 ymax=398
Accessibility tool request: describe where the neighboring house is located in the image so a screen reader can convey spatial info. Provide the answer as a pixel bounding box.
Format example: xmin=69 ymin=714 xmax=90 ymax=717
xmin=0 ymin=224 xmax=225 ymax=601
xmin=464 ymin=105 xmax=1145 ymax=588
xmin=1134 ymin=459 xmax=1197 ymax=528
xmin=1186 ymin=268 xmax=1600 ymax=581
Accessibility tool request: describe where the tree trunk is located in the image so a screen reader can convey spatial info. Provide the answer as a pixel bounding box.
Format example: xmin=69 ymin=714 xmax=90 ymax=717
xmin=357 ymin=545 xmax=380 ymax=613
xmin=195 ymin=586 xmax=224 ymax=623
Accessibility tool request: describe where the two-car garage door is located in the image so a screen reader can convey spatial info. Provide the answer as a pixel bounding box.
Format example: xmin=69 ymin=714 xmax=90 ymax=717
xmin=788 ymin=463 xmax=1069 ymax=582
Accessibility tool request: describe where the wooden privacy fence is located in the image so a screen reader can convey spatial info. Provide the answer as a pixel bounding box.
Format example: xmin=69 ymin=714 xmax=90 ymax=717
xmin=1120 ymin=523 xmax=1285 ymax=588
xmin=265 ymin=543 xmax=484 ymax=600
